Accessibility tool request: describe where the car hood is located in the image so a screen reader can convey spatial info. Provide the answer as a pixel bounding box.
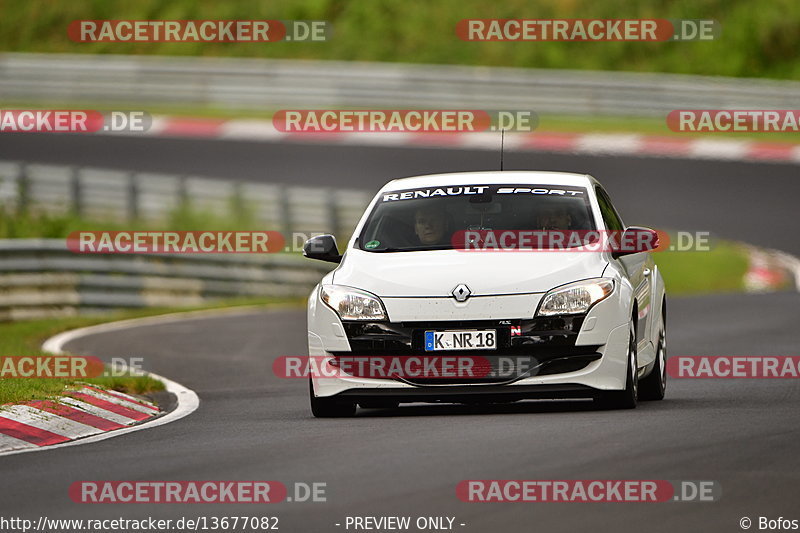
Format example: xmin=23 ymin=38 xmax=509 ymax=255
xmin=332 ymin=249 xmax=609 ymax=297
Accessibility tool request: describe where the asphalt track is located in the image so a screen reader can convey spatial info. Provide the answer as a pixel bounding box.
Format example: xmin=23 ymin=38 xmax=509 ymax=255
xmin=0 ymin=133 xmax=799 ymax=532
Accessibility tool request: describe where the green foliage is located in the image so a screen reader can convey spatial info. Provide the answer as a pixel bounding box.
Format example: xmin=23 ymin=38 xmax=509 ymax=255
xmin=0 ymin=200 xmax=264 ymax=239
xmin=0 ymin=0 xmax=797 ymax=78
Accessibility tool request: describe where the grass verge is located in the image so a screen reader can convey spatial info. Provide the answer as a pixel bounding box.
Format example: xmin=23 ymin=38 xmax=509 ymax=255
xmin=0 ymin=203 xmax=264 ymax=239
xmin=653 ymin=241 xmax=750 ymax=295
xmin=536 ymin=114 xmax=800 ymax=144
xmin=0 ymin=297 xmax=304 ymax=404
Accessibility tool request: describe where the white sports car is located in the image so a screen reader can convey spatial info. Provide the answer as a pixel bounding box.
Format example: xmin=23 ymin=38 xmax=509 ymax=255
xmin=303 ymin=171 xmax=667 ymax=417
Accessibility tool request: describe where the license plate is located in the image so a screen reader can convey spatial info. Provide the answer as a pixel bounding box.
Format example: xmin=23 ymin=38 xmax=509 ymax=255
xmin=424 ymin=330 xmax=497 ymax=351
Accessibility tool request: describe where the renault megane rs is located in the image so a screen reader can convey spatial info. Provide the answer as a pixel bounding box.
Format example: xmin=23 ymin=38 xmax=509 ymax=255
xmin=303 ymin=171 xmax=667 ymax=417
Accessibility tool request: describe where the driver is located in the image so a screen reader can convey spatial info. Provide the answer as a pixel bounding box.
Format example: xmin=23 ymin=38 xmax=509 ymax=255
xmin=536 ymin=204 xmax=573 ymax=230
xmin=414 ymin=206 xmax=448 ymax=245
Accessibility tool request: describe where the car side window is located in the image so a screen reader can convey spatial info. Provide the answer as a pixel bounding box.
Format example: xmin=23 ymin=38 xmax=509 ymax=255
xmin=595 ymin=187 xmax=625 ymax=231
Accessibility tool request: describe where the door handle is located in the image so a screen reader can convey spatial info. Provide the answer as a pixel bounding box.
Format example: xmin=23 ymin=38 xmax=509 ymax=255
xmin=643 ymin=268 xmax=651 ymax=277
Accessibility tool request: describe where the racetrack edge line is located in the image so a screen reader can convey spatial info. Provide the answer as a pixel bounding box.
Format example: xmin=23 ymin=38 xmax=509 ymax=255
xmin=0 ymin=309 xmax=275 ymax=456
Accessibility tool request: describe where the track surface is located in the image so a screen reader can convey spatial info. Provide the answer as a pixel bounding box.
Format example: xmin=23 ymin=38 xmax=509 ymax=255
xmin=1 ymin=134 xmax=799 ymax=532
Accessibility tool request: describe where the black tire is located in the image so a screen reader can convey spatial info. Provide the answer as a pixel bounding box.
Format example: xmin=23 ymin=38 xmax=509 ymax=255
xmin=639 ymin=316 xmax=667 ymax=401
xmin=309 ymin=379 xmax=356 ymax=418
xmin=595 ymin=321 xmax=638 ymax=410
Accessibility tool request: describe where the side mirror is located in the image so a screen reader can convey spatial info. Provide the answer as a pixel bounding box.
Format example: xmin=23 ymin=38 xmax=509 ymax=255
xmin=303 ymin=234 xmax=342 ymax=263
xmin=612 ymin=226 xmax=659 ymax=258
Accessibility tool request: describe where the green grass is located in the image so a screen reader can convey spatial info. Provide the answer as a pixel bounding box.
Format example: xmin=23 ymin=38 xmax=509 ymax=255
xmin=0 ymin=202 xmax=354 ymax=251
xmin=536 ymin=114 xmax=800 ymax=143
xmin=0 ymin=0 xmax=798 ymax=79
xmin=0 ymin=202 xmax=266 ymax=239
xmin=0 ymin=298 xmax=304 ymax=404
xmin=0 ymin=314 xmax=165 ymax=404
xmin=653 ymin=241 xmax=750 ymax=295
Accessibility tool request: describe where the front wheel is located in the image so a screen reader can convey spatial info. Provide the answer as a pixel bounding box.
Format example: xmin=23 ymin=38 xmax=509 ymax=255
xmin=639 ymin=318 xmax=666 ymax=401
xmin=595 ymin=321 xmax=638 ymax=410
xmin=309 ymin=379 xmax=356 ymax=418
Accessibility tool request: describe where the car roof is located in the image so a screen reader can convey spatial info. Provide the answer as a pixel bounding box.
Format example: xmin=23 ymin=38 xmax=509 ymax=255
xmin=381 ymin=171 xmax=597 ymax=192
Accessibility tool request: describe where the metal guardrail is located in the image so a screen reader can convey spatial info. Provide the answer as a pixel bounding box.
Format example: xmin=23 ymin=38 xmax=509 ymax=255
xmin=2 ymin=53 xmax=800 ymax=117
xmin=0 ymin=239 xmax=333 ymax=320
xmin=0 ymin=160 xmax=369 ymax=320
xmin=0 ymin=160 xmax=372 ymax=238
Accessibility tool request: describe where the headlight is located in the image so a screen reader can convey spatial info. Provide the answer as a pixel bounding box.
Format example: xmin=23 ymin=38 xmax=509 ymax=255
xmin=537 ymin=278 xmax=615 ymax=316
xmin=320 ymin=285 xmax=387 ymax=321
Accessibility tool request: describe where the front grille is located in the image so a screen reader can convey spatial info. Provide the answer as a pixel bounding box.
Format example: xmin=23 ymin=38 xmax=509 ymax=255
xmin=334 ymin=317 xmax=601 ymax=384
xmin=344 ymin=317 xmax=584 ymax=353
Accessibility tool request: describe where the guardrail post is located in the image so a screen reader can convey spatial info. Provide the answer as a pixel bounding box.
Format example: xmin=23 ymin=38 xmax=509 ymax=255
xmin=327 ymin=188 xmax=340 ymax=238
xmin=128 ymin=172 xmax=139 ymax=221
xmin=178 ymin=175 xmax=189 ymax=210
xmin=70 ymin=167 xmax=82 ymax=216
xmin=231 ymin=181 xmax=245 ymax=223
xmin=17 ymin=163 xmax=29 ymax=214
xmin=279 ymin=185 xmax=292 ymax=237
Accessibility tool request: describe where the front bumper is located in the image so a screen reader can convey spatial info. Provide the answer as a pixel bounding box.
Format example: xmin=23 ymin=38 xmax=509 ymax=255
xmin=336 ymin=383 xmax=597 ymax=403
xmin=309 ymin=318 xmax=630 ymax=399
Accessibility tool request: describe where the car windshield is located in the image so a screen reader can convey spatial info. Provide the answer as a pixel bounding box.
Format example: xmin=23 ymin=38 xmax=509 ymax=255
xmin=358 ymin=184 xmax=596 ymax=252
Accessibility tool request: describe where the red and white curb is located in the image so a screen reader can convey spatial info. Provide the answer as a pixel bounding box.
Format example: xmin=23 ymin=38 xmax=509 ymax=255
xmin=0 ymin=310 xmax=235 ymax=457
xmin=0 ymin=385 xmax=160 ymax=453
xmin=119 ymin=116 xmax=800 ymax=165
xmin=744 ymin=245 xmax=800 ymax=293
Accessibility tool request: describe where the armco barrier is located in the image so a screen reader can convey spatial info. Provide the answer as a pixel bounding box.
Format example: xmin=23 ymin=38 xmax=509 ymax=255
xmin=0 ymin=160 xmax=368 ymax=320
xmin=2 ymin=52 xmax=799 ymax=117
xmin=0 ymin=160 xmax=372 ymax=238
xmin=0 ymin=239 xmax=333 ymax=320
